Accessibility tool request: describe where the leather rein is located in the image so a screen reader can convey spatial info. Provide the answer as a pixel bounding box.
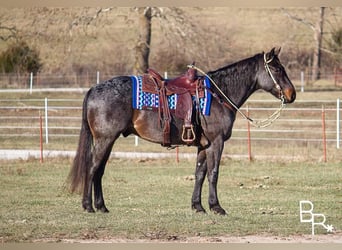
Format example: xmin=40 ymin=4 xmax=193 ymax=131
xmin=188 ymin=53 xmax=286 ymax=128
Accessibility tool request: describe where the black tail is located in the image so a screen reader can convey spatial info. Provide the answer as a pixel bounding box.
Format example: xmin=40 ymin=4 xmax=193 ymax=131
xmin=67 ymin=91 xmax=93 ymax=195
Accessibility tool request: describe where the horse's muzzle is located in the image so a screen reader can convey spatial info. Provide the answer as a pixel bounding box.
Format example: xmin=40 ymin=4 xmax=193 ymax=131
xmin=283 ymin=87 xmax=296 ymax=104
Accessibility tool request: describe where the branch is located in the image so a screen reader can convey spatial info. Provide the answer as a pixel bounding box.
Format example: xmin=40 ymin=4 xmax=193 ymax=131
xmin=0 ymin=24 xmax=17 ymax=41
xmin=321 ymin=46 xmax=340 ymax=56
xmin=70 ymin=7 xmax=114 ymax=28
xmin=281 ymin=8 xmax=316 ymax=31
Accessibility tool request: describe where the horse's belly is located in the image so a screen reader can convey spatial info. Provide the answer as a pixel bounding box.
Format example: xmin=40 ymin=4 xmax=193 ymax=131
xmin=132 ymin=110 xmax=183 ymax=144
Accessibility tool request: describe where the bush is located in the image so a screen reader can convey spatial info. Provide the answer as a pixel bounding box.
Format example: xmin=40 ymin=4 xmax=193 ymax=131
xmin=0 ymin=40 xmax=42 ymax=74
xmin=327 ymin=26 xmax=342 ymax=65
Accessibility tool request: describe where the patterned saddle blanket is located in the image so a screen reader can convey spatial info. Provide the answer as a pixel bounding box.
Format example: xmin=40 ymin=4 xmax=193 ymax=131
xmin=131 ymin=75 xmax=212 ymax=116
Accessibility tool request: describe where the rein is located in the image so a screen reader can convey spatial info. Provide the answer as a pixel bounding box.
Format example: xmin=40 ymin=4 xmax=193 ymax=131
xmin=188 ymin=54 xmax=286 ymax=128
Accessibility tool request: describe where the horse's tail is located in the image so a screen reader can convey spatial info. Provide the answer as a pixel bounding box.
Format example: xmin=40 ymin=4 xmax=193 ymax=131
xmin=67 ymin=90 xmax=93 ymax=195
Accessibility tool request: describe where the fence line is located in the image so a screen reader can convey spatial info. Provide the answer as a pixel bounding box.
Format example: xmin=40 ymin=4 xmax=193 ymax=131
xmin=0 ymin=67 xmax=341 ymax=89
xmin=0 ymin=97 xmax=341 ymax=161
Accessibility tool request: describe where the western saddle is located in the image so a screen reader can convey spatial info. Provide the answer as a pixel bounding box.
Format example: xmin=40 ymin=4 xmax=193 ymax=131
xmin=142 ymin=65 xmax=204 ymax=146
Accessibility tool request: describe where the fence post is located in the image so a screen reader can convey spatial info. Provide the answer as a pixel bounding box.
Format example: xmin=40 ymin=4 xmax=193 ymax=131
xmin=247 ymin=105 xmax=252 ymax=161
xmin=322 ymin=105 xmax=327 ymax=162
xmin=301 ymin=71 xmax=304 ymax=92
xmin=30 ymin=72 xmax=33 ymax=94
xmin=337 ymin=98 xmax=340 ymax=149
xmin=45 ymin=97 xmax=49 ymax=144
xmin=39 ymin=111 xmax=43 ymax=163
xmin=176 ymin=146 xmax=179 ymax=163
xmin=97 ymin=71 xmax=100 ymax=84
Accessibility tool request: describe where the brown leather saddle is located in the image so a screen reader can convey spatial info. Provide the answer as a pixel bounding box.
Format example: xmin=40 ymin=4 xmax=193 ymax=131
xmin=142 ymin=66 xmax=204 ymax=146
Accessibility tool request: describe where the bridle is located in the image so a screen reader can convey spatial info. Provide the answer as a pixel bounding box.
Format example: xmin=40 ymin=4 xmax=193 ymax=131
xmin=263 ymin=52 xmax=285 ymax=104
xmin=188 ymin=53 xmax=286 ymax=128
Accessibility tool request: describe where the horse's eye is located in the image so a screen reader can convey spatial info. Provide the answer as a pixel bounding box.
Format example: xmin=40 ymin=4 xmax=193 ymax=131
xmin=271 ymin=66 xmax=281 ymax=73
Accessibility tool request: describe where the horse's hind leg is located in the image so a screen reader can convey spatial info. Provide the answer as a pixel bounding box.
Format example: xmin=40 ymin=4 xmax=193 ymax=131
xmin=93 ymin=144 xmax=113 ymax=213
xmin=82 ymin=137 xmax=114 ymax=213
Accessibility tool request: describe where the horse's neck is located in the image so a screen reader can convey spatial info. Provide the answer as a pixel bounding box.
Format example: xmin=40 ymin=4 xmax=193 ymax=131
xmin=210 ymin=56 xmax=260 ymax=108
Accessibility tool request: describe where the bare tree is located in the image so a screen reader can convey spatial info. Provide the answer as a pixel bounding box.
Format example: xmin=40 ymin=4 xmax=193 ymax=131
xmin=132 ymin=7 xmax=213 ymax=75
xmin=133 ymin=7 xmax=152 ymax=74
xmin=68 ymin=7 xmax=197 ymax=75
xmin=282 ymin=7 xmax=325 ymax=81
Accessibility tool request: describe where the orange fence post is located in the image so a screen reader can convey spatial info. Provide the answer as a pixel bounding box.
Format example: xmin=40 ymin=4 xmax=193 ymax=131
xmin=176 ymin=146 xmax=179 ymax=163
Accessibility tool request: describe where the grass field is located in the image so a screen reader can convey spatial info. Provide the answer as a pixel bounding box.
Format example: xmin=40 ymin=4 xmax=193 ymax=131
xmin=1 ymin=83 xmax=342 ymax=242
xmin=0 ymin=156 xmax=341 ymax=242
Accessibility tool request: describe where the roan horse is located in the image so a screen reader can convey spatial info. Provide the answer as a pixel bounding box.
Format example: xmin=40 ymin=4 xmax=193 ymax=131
xmin=68 ymin=47 xmax=296 ymax=215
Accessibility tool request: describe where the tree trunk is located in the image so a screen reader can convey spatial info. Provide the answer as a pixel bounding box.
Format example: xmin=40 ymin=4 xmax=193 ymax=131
xmin=133 ymin=7 xmax=152 ymax=75
xmin=311 ymin=7 xmax=325 ymax=82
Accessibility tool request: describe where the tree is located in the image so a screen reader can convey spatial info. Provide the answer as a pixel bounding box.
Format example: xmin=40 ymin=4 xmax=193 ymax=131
xmin=0 ymin=40 xmax=42 ymax=74
xmin=282 ymin=7 xmax=325 ymax=82
xmin=132 ymin=7 xmax=212 ymax=75
xmin=133 ymin=7 xmax=152 ymax=75
xmin=313 ymin=7 xmax=325 ymax=81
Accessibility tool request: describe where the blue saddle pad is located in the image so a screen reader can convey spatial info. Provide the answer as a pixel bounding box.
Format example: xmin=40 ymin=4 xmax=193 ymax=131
xmin=131 ymin=75 xmax=212 ymax=116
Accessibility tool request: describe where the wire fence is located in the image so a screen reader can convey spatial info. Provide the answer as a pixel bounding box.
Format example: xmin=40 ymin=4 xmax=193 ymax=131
xmin=0 ymin=66 xmax=342 ymax=89
xmin=0 ymin=95 xmax=341 ymax=162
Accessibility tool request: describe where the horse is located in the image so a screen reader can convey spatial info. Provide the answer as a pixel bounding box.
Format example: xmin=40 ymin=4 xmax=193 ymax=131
xmin=67 ymin=47 xmax=296 ymax=215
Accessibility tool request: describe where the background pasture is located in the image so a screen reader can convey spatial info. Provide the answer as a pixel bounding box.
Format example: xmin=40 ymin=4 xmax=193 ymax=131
xmin=0 ymin=157 xmax=341 ymax=242
xmin=0 ymin=6 xmax=341 ymax=243
xmin=0 ymin=87 xmax=341 ymax=242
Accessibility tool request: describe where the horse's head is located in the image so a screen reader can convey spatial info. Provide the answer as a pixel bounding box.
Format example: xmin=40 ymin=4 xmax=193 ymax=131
xmin=257 ymin=47 xmax=296 ymax=104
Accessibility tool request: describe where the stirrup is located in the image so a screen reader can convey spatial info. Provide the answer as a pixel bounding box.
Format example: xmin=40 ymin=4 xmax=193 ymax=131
xmin=181 ymin=125 xmax=196 ymax=144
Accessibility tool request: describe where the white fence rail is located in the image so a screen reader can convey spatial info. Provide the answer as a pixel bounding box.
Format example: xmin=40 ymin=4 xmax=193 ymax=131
xmin=0 ymin=97 xmax=341 ymax=161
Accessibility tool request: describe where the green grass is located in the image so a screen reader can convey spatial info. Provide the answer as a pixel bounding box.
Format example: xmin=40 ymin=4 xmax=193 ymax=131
xmin=0 ymin=157 xmax=341 ymax=242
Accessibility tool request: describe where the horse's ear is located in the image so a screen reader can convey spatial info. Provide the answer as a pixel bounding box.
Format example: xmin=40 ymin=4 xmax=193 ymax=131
xmin=265 ymin=48 xmax=275 ymax=61
xmin=274 ymin=47 xmax=281 ymax=56
xmin=266 ymin=47 xmax=281 ymax=61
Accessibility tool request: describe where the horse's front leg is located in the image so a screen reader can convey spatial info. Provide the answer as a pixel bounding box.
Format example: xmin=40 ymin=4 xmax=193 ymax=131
xmin=206 ymin=137 xmax=226 ymax=215
xmin=191 ymin=148 xmax=207 ymax=213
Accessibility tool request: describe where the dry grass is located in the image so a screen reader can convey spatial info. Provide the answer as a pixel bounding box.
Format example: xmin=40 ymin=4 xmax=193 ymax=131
xmin=0 ymin=157 xmax=341 ymax=242
xmin=0 ymin=7 xmax=341 ymax=78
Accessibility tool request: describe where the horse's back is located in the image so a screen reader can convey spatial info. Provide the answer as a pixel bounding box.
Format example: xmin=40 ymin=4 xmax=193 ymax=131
xmin=87 ymin=76 xmax=132 ymax=101
xmin=85 ymin=76 xmax=134 ymax=137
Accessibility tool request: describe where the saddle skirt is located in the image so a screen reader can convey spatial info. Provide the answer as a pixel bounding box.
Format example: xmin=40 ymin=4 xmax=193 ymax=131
xmin=131 ymin=75 xmax=212 ymax=116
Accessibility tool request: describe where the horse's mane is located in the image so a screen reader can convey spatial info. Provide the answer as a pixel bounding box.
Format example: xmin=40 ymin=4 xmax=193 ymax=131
xmin=208 ymin=53 xmax=261 ymax=80
xmin=206 ymin=53 xmax=262 ymax=105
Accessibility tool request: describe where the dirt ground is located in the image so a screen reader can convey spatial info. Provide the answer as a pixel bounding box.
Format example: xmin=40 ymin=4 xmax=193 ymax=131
xmin=39 ymin=233 xmax=342 ymax=243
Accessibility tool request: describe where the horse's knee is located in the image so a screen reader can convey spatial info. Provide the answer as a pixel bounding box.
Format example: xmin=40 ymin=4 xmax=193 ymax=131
xmin=207 ymin=169 xmax=219 ymax=183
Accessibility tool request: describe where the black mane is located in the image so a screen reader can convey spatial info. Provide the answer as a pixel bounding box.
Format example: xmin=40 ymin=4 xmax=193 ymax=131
xmin=207 ymin=53 xmax=262 ymax=107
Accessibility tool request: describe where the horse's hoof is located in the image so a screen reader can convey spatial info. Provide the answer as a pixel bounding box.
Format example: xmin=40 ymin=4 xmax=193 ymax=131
xmin=192 ymin=203 xmax=207 ymax=214
xmin=83 ymin=204 xmax=95 ymax=213
xmin=97 ymin=206 xmax=109 ymax=213
xmin=210 ymin=206 xmax=227 ymax=215
xmin=85 ymin=207 xmax=96 ymax=213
